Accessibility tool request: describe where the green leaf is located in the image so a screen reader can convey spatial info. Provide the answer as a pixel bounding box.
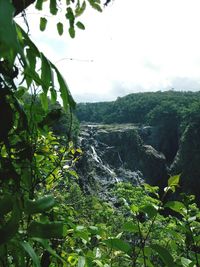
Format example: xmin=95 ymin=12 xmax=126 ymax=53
xmin=75 ymin=1 xmax=87 ymax=17
xmin=20 ymin=242 xmax=41 ymax=267
xmin=15 ymin=86 xmax=27 ymax=99
xmin=41 ymin=52 xmax=52 ymax=93
xmin=51 ymin=64 xmax=76 ymax=110
xmin=151 ymin=244 xmax=175 ymax=267
xmin=50 ymin=87 xmax=57 ymax=103
xmin=68 ymin=255 xmax=78 ymax=266
xmin=93 ymin=260 xmax=104 ymax=267
xmin=57 ymin=22 xmax=64 ymax=35
xmin=26 ymin=48 xmax=36 ymax=72
xmin=50 ymin=0 xmax=58 ymax=15
xmin=103 ymin=238 xmax=131 ymax=254
xmin=28 ymin=221 xmax=65 ymax=238
xmin=33 ymin=238 xmax=64 ymax=263
xmin=0 ymin=0 xmax=19 ymax=62
xmin=0 ymin=195 xmax=13 ymax=217
xmin=18 ymin=25 xmax=40 ymax=57
xmin=18 ymin=24 xmax=75 ymax=110
xmin=130 ymin=204 xmax=139 ymax=213
xmin=122 ymin=221 xmax=138 ymax=233
xmin=165 ymin=174 xmax=180 ymax=193
xmin=168 ymin=175 xmax=180 ymax=187
xmin=181 ymin=257 xmax=193 ymax=267
xmin=78 ymin=256 xmax=86 ymax=267
xmin=0 ymin=202 xmax=21 ymax=245
xmin=24 ymin=195 xmax=55 ymax=215
xmin=75 ymin=226 xmax=90 ymax=241
xmin=87 ymin=0 xmax=102 ymax=12
xmin=17 ymin=25 xmax=52 ymax=93
xmin=68 ymin=169 xmax=78 ymax=179
xmin=76 ymin=21 xmax=85 ymax=30
xmin=35 ymin=0 xmax=43 ymax=10
xmin=40 ymin=17 xmax=47 ymax=31
xmin=140 ymin=204 xmax=158 ymax=219
xmin=69 ymin=26 xmax=75 ymax=38
xmin=66 ymin=7 xmax=75 ymax=23
xmin=165 ymin=201 xmax=187 ymax=216
xmin=40 ymin=92 xmax=48 ymax=111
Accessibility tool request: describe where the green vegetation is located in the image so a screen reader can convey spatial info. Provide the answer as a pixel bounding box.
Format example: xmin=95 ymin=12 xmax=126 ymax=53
xmin=76 ymin=91 xmax=200 ymax=125
xmin=0 ymin=0 xmax=200 ymax=266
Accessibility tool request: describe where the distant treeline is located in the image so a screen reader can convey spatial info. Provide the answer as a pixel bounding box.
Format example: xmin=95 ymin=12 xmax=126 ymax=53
xmin=76 ymin=90 xmax=200 ymax=127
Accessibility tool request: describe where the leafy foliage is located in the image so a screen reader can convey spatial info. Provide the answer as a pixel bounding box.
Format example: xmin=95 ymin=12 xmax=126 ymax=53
xmin=1 ymin=1 xmax=200 ymax=266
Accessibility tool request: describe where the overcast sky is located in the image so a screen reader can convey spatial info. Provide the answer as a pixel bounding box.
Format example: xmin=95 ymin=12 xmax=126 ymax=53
xmin=17 ymin=0 xmax=200 ymax=102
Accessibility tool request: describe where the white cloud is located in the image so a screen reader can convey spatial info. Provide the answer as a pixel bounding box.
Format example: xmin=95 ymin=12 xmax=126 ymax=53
xmin=16 ymin=0 xmax=200 ymax=102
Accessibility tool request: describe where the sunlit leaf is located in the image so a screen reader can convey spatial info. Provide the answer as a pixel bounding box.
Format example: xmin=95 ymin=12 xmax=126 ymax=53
xmin=68 ymin=255 xmax=78 ymax=266
xmin=168 ymin=175 xmax=180 ymax=187
xmin=130 ymin=204 xmax=139 ymax=213
xmin=78 ymin=256 xmax=86 ymax=267
xmin=140 ymin=204 xmax=158 ymax=219
xmin=165 ymin=201 xmax=186 ymax=216
xmin=181 ymin=257 xmax=193 ymax=267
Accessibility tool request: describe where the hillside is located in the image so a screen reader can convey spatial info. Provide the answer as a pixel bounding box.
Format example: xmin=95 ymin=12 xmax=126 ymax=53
xmin=76 ymin=91 xmax=200 ymax=124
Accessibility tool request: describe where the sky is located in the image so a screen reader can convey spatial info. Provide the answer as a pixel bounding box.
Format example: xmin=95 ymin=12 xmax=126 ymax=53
xmin=16 ymin=0 xmax=200 ymax=102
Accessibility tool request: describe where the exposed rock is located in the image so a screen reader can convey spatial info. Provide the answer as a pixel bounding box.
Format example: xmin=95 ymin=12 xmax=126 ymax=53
xmin=170 ymin=121 xmax=200 ymax=203
xmin=139 ymin=125 xmax=179 ymax=165
xmin=140 ymin=145 xmax=167 ymax=187
xmin=76 ymin=123 xmax=168 ymax=198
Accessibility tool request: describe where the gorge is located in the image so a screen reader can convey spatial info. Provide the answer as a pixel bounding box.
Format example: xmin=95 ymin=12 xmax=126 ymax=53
xmin=76 ymin=91 xmax=200 ymax=204
xmin=76 ymin=123 xmax=168 ymax=200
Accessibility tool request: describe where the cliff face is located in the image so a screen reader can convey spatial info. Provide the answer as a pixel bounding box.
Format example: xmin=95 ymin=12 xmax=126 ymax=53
xmin=170 ymin=120 xmax=200 ymax=203
xmin=76 ymin=124 xmax=168 ymax=197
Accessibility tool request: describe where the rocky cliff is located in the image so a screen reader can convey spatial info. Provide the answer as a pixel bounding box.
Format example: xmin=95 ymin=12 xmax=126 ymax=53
xmin=170 ymin=120 xmax=200 ymax=203
xmin=76 ymin=123 xmax=168 ymax=198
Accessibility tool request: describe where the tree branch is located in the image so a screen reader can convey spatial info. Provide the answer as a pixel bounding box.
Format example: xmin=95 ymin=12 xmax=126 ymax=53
xmin=12 ymin=0 xmax=36 ymax=16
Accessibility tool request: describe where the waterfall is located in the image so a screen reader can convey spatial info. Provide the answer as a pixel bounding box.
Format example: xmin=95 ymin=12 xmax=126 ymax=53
xmin=76 ymin=123 xmax=147 ymax=200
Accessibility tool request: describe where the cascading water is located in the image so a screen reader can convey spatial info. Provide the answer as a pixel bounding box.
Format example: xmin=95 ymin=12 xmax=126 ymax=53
xmin=76 ymin=123 xmax=157 ymax=199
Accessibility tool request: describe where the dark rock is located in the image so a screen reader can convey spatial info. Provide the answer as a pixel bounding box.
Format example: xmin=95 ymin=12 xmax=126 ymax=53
xmin=170 ymin=121 xmax=200 ymax=203
xmin=76 ymin=123 xmax=168 ymax=198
